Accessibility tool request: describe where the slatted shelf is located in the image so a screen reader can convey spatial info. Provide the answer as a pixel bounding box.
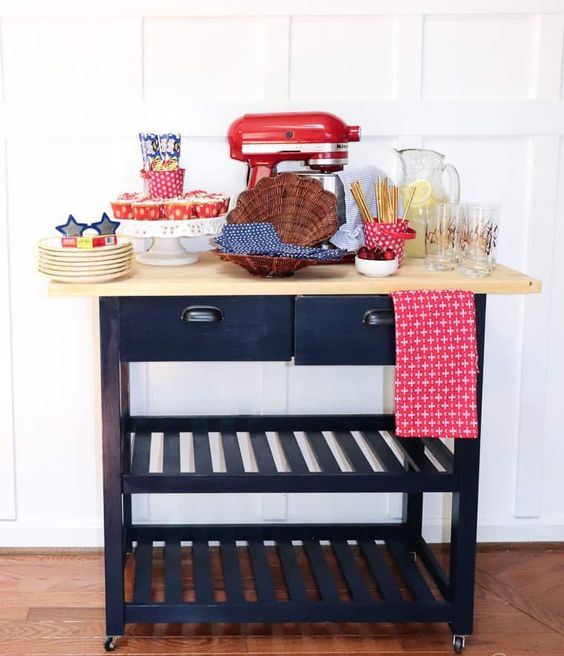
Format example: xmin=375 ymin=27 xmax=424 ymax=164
xmin=124 ymin=524 xmax=452 ymax=625
xmin=123 ymin=415 xmax=455 ymax=494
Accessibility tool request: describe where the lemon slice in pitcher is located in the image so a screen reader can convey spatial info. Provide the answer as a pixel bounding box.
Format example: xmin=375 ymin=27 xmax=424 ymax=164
xmin=402 ymin=179 xmax=433 ymax=208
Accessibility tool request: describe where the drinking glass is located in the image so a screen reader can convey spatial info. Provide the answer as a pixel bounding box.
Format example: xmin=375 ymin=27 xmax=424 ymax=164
xmin=424 ymin=203 xmax=458 ymax=271
xmin=458 ymin=203 xmax=500 ymax=277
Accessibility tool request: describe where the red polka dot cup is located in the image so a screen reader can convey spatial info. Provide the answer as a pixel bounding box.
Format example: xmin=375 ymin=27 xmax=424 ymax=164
xmin=362 ymin=220 xmax=416 ymax=265
xmin=141 ymin=168 xmax=185 ymax=200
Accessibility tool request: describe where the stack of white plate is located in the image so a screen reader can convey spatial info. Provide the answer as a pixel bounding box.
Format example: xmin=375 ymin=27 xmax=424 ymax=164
xmin=38 ymin=237 xmax=134 ymax=283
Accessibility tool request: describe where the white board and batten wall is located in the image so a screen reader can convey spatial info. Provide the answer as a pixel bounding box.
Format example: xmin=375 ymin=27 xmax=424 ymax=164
xmin=0 ymin=0 xmax=562 ymax=546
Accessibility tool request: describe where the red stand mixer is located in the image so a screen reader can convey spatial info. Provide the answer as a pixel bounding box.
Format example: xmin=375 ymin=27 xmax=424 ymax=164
xmin=228 ymin=111 xmax=361 ymax=188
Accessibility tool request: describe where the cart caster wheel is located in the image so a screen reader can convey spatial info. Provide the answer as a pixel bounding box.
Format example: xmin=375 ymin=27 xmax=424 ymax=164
xmin=453 ymin=635 xmax=466 ymax=653
xmin=104 ymin=636 xmax=118 ymax=652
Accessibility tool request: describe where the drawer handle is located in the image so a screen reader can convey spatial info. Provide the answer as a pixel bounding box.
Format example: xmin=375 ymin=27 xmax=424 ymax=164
xmin=181 ymin=306 xmax=224 ymax=323
xmin=363 ymin=309 xmax=394 ymax=326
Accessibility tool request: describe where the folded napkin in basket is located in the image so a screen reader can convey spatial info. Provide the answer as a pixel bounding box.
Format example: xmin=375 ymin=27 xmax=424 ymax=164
xmin=217 ymin=223 xmax=347 ymax=261
xmin=390 ymin=290 xmax=479 ymax=439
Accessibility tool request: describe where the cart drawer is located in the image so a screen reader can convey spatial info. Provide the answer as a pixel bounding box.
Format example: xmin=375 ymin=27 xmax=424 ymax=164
xmin=295 ymin=295 xmax=395 ymax=365
xmin=119 ymin=296 xmax=294 ymax=362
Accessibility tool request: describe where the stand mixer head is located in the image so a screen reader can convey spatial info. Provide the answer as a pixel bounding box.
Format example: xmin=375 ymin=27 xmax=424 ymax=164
xmin=228 ymin=111 xmax=361 ymax=188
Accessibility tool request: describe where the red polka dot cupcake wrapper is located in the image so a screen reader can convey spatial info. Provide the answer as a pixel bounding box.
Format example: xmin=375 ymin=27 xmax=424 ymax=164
xmin=141 ymin=168 xmax=185 ymax=200
xmin=131 ymin=203 xmax=163 ymax=220
xmin=110 ymin=201 xmax=134 ymax=220
xmin=362 ymin=220 xmax=416 ymax=265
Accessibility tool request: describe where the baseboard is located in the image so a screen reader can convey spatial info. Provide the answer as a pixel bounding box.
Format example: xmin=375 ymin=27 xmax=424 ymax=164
xmin=423 ymin=515 xmax=564 ymax=543
xmin=1 ymin=515 xmax=563 ymax=548
xmin=0 ymin=520 xmax=103 ymax=547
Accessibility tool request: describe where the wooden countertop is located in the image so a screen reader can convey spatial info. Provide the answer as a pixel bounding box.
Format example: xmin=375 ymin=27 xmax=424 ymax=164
xmin=48 ymin=253 xmax=540 ymax=297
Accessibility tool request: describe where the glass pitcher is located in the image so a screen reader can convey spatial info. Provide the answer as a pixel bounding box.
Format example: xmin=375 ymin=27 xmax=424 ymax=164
xmin=396 ymin=149 xmax=460 ymax=258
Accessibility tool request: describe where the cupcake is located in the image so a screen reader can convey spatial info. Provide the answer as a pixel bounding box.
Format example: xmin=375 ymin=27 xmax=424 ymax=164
xmin=132 ymin=198 xmax=163 ymax=220
xmin=157 ymin=190 xmax=230 ymax=219
xmin=110 ymin=192 xmax=141 ymax=220
xmin=193 ymin=195 xmax=225 ymax=218
xmin=192 ymin=197 xmax=214 ymax=218
xmin=210 ymin=192 xmax=230 ymax=214
xmin=164 ymin=198 xmax=195 ymax=220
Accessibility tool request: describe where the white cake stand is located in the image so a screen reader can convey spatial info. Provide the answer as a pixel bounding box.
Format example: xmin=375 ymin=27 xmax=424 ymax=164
xmin=118 ymin=215 xmax=226 ymax=266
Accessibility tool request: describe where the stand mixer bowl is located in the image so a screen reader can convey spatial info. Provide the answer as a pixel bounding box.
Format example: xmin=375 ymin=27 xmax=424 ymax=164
xmin=295 ymin=172 xmax=346 ymax=227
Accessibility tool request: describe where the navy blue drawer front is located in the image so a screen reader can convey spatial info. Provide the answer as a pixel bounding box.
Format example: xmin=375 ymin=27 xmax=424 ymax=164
xmin=119 ymin=296 xmax=294 ymax=362
xmin=295 ymin=295 xmax=395 ymax=365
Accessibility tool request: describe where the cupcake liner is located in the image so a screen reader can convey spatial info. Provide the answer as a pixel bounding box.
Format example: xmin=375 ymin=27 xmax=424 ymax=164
xmin=164 ymin=200 xmax=194 ymax=220
xmin=111 ymin=201 xmax=133 ymax=220
xmin=132 ymin=201 xmax=163 ymax=221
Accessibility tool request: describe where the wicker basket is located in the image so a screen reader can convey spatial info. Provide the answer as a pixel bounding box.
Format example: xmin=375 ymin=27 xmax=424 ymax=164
xmin=215 ymin=251 xmax=317 ymax=277
xmin=214 ymin=250 xmax=353 ymax=278
xmin=228 ymin=173 xmax=338 ymax=246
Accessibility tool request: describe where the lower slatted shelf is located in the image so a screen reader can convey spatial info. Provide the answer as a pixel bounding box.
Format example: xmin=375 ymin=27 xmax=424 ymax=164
xmin=123 ymin=414 xmax=456 ymax=494
xmin=124 ymin=524 xmax=452 ymax=625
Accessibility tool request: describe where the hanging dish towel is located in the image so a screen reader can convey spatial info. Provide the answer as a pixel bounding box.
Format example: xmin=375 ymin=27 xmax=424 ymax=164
xmin=390 ymin=290 xmax=479 ymax=439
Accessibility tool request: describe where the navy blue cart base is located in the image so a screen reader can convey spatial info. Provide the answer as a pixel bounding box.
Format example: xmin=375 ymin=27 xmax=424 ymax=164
xmin=100 ymin=295 xmax=486 ymax=654
xmin=125 ymin=523 xmax=451 ymax=624
xmin=104 ymin=415 xmax=479 ymax=655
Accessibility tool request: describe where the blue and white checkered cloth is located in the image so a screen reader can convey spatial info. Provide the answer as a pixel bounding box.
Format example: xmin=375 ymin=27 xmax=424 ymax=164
xmin=217 ymin=223 xmax=347 ymax=261
xmin=331 ymin=165 xmax=402 ymax=251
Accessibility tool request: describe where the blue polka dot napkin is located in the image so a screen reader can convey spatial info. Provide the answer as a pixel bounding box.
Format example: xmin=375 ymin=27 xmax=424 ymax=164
xmin=217 ymin=223 xmax=347 ymax=261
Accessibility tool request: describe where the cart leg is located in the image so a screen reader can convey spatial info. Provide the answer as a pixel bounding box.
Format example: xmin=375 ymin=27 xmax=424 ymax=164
xmin=449 ymin=438 xmax=480 ymax=635
xmin=449 ymin=295 xmax=486 ymax=638
xmin=403 ymin=440 xmax=424 ymax=555
xmin=123 ymin=496 xmax=132 ymax=555
xmin=120 ymin=362 xmax=133 ymax=556
xmin=100 ymin=298 xmax=125 ymax=638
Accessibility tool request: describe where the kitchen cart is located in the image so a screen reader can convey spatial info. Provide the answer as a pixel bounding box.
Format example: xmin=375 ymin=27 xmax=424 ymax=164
xmin=49 ymin=256 xmax=539 ymax=653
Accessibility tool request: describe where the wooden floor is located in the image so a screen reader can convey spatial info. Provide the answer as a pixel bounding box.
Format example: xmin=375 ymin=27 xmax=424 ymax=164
xmin=0 ymin=545 xmax=563 ymax=656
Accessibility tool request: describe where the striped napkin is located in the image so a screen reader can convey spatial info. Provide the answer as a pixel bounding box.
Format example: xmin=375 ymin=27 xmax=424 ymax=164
xmin=332 ymin=165 xmax=398 ymax=251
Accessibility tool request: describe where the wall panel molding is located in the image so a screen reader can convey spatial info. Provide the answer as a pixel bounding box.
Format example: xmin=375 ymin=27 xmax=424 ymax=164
xmin=0 ymin=137 xmax=16 ymax=520
xmin=2 ymin=1 xmax=564 ymax=18
xmin=0 ymin=5 xmax=563 ymax=545
xmin=264 ymin=16 xmax=290 ymax=102
xmin=515 ymin=135 xmax=561 ymax=518
xmin=395 ymin=15 xmax=423 ymax=100
xmin=0 ymin=101 xmax=563 ymax=138
xmin=534 ymin=13 xmax=564 ymax=99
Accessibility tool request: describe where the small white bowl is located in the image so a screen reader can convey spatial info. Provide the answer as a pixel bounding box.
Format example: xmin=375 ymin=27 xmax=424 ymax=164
xmin=355 ymin=255 xmax=399 ymax=277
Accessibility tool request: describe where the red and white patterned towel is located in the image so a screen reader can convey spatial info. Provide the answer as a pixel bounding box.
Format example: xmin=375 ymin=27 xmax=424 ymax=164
xmin=390 ymin=290 xmax=479 ymax=439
